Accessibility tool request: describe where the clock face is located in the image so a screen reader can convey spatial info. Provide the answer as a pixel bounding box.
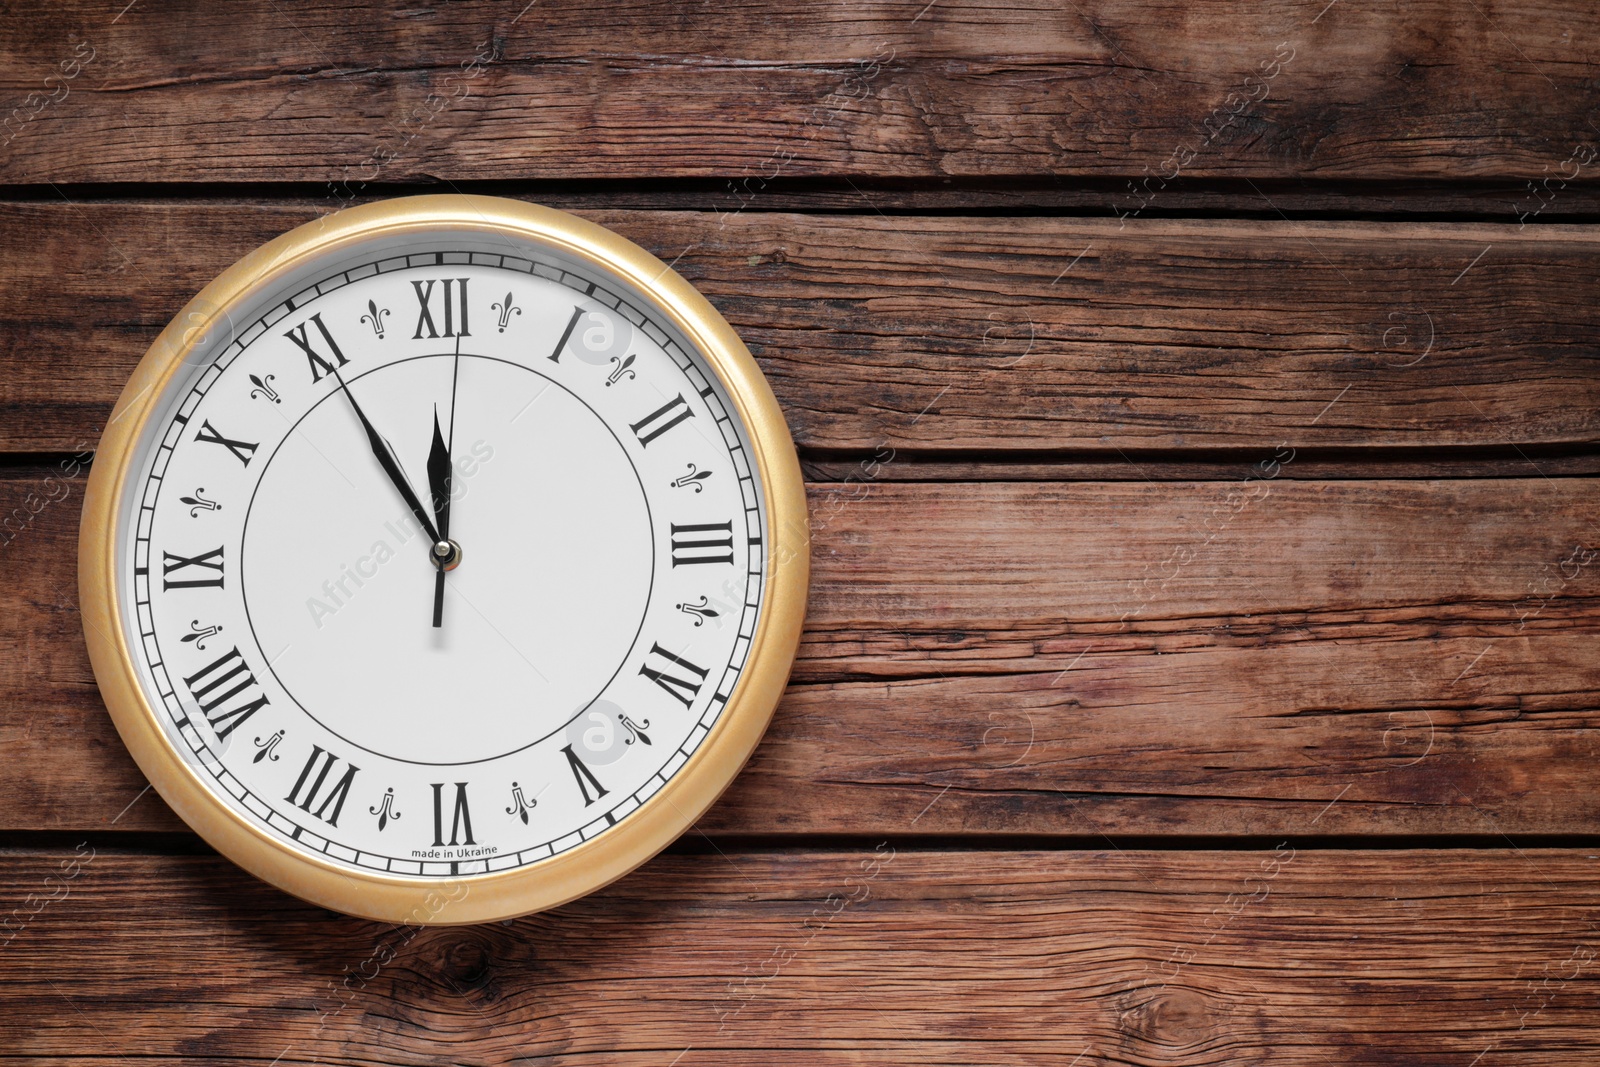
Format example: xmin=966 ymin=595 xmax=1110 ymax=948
xmin=101 ymin=206 xmax=792 ymax=894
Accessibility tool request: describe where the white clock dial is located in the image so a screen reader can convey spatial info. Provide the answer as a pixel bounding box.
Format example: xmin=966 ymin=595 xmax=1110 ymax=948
xmin=118 ymin=241 xmax=768 ymax=878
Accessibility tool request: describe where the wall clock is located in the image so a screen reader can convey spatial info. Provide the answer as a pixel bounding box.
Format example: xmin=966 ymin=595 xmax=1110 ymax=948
xmin=80 ymin=195 xmax=808 ymax=924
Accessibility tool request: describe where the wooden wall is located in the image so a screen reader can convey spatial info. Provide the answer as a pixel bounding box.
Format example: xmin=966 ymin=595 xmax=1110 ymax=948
xmin=1 ymin=1 xmax=1598 ymax=1062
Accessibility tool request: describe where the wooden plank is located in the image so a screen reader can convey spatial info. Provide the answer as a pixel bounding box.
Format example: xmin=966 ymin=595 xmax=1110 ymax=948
xmin=2 ymin=845 xmax=1598 ymax=1063
xmin=4 ymin=203 xmax=1599 ymax=454
xmin=2 ymin=1 xmax=1595 ymax=184
xmin=6 ymin=470 xmax=1597 ymax=837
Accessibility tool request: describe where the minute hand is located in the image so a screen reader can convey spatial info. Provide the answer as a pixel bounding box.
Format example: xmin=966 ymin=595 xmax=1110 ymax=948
xmin=333 ymin=369 xmax=441 ymax=548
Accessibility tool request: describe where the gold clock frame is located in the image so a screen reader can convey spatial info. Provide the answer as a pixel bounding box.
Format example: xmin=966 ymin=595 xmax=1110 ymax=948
xmin=79 ymin=195 xmax=809 ymax=925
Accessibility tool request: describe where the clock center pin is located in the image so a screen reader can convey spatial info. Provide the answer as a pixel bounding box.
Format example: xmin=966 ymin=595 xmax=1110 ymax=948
xmin=433 ymin=539 xmax=463 ymax=571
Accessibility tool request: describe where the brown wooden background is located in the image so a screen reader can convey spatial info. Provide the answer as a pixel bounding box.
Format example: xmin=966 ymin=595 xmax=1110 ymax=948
xmin=3 ymin=1 xmax=1599 ymax=1062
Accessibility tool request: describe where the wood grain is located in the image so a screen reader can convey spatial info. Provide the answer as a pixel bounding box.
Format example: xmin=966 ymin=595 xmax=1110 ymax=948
xmin=6 ymin=469 xmax=1596 ymax=837
xmin=3 ymin=845 xmax=1599 ymax=1064
xmin=2 ymin=1 xmax=1596 ymax=185
xmin=3 ymin=0 xmax=1596 ymax=1049
xmin=4 ymin=202 xmax=1600 ymax=454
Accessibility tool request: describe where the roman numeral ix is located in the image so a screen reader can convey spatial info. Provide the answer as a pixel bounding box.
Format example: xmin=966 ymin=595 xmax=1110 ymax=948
xmin=181 ymin=645 xmax=269 ymax=740
xmin=162 ymin=545 xmax=224 ymax=590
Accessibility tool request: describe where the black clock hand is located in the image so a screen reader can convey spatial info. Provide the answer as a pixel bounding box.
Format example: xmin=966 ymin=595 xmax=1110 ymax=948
xmin=426 ymin=335 xmax=463 ymax=628
xmin=426 ymin=407 xmax=452 ymax=627
xmin=427 ymin=408 xmax=453 ymax=540
xmin=332 ymin=367 xmax=441 ymax=550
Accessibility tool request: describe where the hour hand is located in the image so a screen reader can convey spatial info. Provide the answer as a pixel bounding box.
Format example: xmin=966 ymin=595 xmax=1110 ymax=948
xmin=427 ymin=406 xmax=452 ymax=542
xmin=427 ymin=407 xmax=453 ymax=628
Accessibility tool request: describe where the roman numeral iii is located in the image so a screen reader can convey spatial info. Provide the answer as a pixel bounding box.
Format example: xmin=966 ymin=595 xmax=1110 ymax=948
xmin=670 ymin=521 xmax=734 ymax=566
xmin=629 ymin=394 xmax=694 ymax=446
xmin=286 ymin=745 xmax=360 ymax=828
xmin=639 ymin=642 xmax=709 ymax=708
xmin=413 ymin=278 xmax=470 ymax=339
xmin=181 ymin=645 xmax=269 ymax=739
xmin=161 ymin=545 xmax=224 ymax=590
xmin=284 ymin=312 xmax=349 ymax=383
xmin=431 ymin=782 xmax=476 ymax=846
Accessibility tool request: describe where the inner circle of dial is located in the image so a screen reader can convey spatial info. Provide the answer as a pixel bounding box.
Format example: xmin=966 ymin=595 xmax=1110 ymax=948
xmin=239 ymin=353 xmax=655 ymax=766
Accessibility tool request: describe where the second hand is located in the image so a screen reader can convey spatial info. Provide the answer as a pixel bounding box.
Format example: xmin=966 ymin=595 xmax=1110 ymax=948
xmin=427 ymin=335 xmax=463 ymax=627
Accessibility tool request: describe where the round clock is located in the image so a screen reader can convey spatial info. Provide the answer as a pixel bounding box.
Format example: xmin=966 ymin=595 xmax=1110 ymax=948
xmin=80 ymin=195 xmax=808 ymax=923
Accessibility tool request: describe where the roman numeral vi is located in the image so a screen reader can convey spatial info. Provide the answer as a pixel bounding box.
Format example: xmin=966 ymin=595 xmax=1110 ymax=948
xmin=431 ymin=782 xmax=476 ymax=846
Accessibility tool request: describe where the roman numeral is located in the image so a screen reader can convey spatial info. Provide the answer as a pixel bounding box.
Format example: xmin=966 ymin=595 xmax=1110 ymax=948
xmin=670 ymin=521 xmax=735 ymax=566
xmin=639 ymin=642 xmax=709 ymax=708
xmin=629 ymin=394 xmax=694 ymax=446
xmin=285 ymin=745 xmax=359 ymax=828
xmin=546 ymin=305 xmax=583 ymax=362
xmin=561 ymin=744 xmax=609 ymax=806
xmin=284 ymin=312 xmax=348 ymax=383
xmin=162 ymin=545 xmax=224 ymax=590
xmin=181 ymin=645 xmax=269 ymax=740
xmin=412 ymin=278 xmax=470 ymax=339
xmin=430 ymin=782 xmax=475 ymax=846
xmin=194 ymin=420 xmax=258 ymax=466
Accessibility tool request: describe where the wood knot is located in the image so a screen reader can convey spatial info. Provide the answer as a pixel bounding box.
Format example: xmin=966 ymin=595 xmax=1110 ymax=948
xmin=1120 ymin=987 xmax=1215 ymax=1047
xmin=415 ymin=929 xmax=495 ymax=993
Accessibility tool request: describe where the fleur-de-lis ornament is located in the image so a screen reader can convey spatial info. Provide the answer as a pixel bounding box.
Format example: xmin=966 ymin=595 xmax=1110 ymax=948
xmin=492 ymin=293 xmax=522 ymax=332
xmin=619 ymin=714 xmax=652 ymax=746
xmin=605 ymin=354 xmax=636 ymax=386
xmin=252 ymin=729 xmax=284 ymax=764
xmin=671 ymin=463 xmax=713 ymax=493
xmin=248 ymin=373 xmax=281 ymax=404
xmin=506 ymin=781 xmax=536 ymax=824
xmin=676 ymin=595 xmax=720 ymax=626
xmin=369 ymin=787 xmax=401 ymax=831
xmin=180 ymin=619 xmax=223 ymax=650
xmin=179 ymin=488 xmax=220 ymax=517
xmin=361 ymin=300 xmax=390 ymax=339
